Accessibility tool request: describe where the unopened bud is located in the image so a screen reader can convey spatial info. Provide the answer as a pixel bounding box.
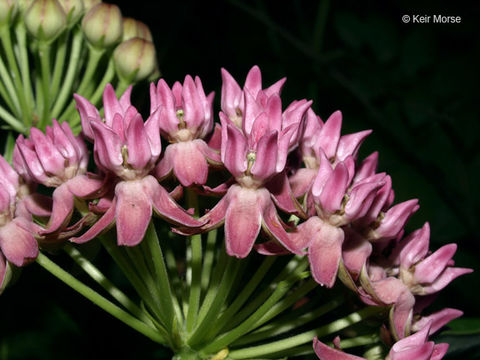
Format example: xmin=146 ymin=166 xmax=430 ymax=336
xmin=17 ymin=0 xmax=34 ymax=12
xmin=122 ymin=17 xmax=152 ymax=42
xmin=81 ymin=3 xmax=122 ymax=48
xmin=0 ymin=0 xmax=17 ymax=25
xmin=57 ymin=0 xmax=84 ymax=25
xmin=113 ymin=38 xmax=157 ymax=82
xmin=82 ymin=0 xmax=100 ymax=11
xmin=24 ymin=0 xmax=67 ymax=42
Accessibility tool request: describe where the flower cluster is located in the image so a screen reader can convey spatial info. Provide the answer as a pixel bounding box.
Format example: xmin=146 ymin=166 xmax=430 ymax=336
xmin=0 ymin=66 xmax=471 ymax=359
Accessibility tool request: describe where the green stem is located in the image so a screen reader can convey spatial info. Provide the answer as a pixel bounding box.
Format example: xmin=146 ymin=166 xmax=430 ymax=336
xmin=143 ymin=221 xmax=176 ymax=333
xmin=188 ymin=257 xmax=241 ymax=347
xmin=51 ymin=27 xmax=84 ymax=119
xmin=0 ymin=54 xmax=21 ymax=118
xmin=207 ymin=256 xmax=276 ymax=339
xmin=0 ymin=105 xmax=25 ymax=133
xmin=49 ymin=32 xmax=68 ymax=104
xmin=100 ymin=235 xmax=168 ymax=331
xmin=64 ymin=243 xmax=147 ymax=322
xmin=228 ymin=306 xmax=386 ymax=359
xmin=201 ymin=230 xmax=217 ymax=292
xmin=38 ymin=42 xmax=52 ymax=128
xmin=223 ymin=256 xmax=308 ymax=332
xmin=0 ymin=25 xmax=29 ymax=124
xmin=58 ymin=46 xmax=104 ymax=122
xmin=15 ymin=23 xmax=35 ymax=125
xmin=233 ymin=297 xmax=343 ymax=346
xmin=201 ymin=278 xmax=302 ymax=355
xmin=36 ymin=252 xmax=166 ymax=344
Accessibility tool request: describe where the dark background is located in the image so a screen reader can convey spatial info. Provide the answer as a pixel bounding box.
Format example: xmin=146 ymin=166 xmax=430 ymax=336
xmin=1 ymin=1 xmax=479 ymax=359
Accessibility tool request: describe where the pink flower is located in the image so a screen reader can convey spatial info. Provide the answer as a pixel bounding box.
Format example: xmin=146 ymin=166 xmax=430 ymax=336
xmin=151 ymin=75 xmax=221 ymax=186
xmin=313 ymin=336 xmax=365 ymax=359
xmin=0 ymin=156 xmax=39 ymax=267
xmin=13 ymin=120 xmax=102 ymax=236
xmin=73 ymin=84 xmax=204 ymax=246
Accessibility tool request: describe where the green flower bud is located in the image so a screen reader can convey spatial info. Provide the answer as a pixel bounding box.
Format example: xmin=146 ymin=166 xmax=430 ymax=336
xmin=17 ymin=0 xmax=34 ymax=13
xmin=24 ymin=0 xmax=67 ymax=42
xmin=81 ymin=3 xmax=122 ymax=49
xmin=0 ymin=0 xmax=17 ymax=25
xmin=122 ymin=17 xmax=152 ymax=42
xmin=57 ymin=0 xmax=84 ymax=25
xmin=82 ymin=0 xmax=100 ymax=11
xmin=113 ymin=38 xmax=157 ymax=82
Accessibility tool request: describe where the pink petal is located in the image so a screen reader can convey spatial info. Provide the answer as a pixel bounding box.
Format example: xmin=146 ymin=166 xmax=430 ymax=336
xmin=336 ymin=130 xmax=372 ymax=162
xmin=255 ymin=240 xmax=291 ymax=255
xmin=30 ymin=127 xmax=65 ymax=177
xmin=0 ymin=219 xmax=39 ymax=266
xmin=66 ymin=174 xmax=105 ymax=199
xmin=144 ymin=175 xmax=204 ymax=227
xmin=431 ymin=344 xmax=449 ymax=360
xmin=414 ymin=244 xmax=457 ymax=284
xmin=354 ymin=152 xmax=379 ymax=182
xmin=103 ymin=83 xmax=124 ymax=127
xmin=17 ymin=193 xmax=52 ymax=218
xmin=115 ymin=180 xmax=152 ymax=246
xmin=250 ymin=131 xmax=278 ymax=181
xmin=224 ymin=186 xmax=263 ymax=258
xmin=170 ymin=141 xmax=209 ymax=186
xmin=40 ymin=184 xmax=74 ymax=234
xmin=74 ymin=93 xmax=100 ymax=141
xmin=244 ymin=65 xmax=262 ymax=97
xmin=396 ymin=222 xmax=430 ymax=268
xmin=220 ymin=115 xmax=248 ymax=177
xmin=373 ymin=199 xmax=419 ymax=240
xmin=313 ymin=337 xmax=366 ymax=360
xmin=156 ymin=79 xmax=179 ymax=135
xmin=220 ymin=68 xmax=243 ymax=117
xmin=421 ymin=267 xmax=473 ymax=295
xmin=182 ymin=75 xmax=204 ymax=129
xmin=71 ymin=198 xmax=117 ymax=244
xmin=267 ymin=172 xmax=306 ymax=218
xmin=319 ymin=162 xmax=349 ymax=214
xmin=308 ymin=222 xmax=344 ymax=287
xmin=316 ymin=110 xmax=342 ymax=160
xmin=125 ymin=113 xmax=152 ymax=170
xmin=412 ymin=308 xmax=463 ymax=335
xmin=91 ymin=121 xmax=123 ymax=172
xmin=342 ymin=230 xmax=372 ymax=280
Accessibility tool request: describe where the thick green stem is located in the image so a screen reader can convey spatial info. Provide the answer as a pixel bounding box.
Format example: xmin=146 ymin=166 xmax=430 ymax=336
xmin=201 ymin=230 xmax=217 ymax=292
xmin=50 ymin=32 xmax=68 ymax=103
xmin=35 ymin=252 xmax=166 ymax=344
xmin=14 ymin=23 xmax=34 ymax=126
xmin=0 ymin=54 xmax=21 ymax=118
xmin=228 ymin=306 xmax=386 ymax=359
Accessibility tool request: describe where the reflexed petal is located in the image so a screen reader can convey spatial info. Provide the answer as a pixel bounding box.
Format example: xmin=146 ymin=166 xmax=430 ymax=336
xmin=267 ymin=172 xmax=306 ymax=218
xmin=313 ymin=337 xmax=366 ymax=360
xmin=74 ymin=93 xmax=100 ymax=140
xmin=225 ymin=186 xmax=263 ymax=258
xmin=431 ymin=344 xmax=449 ymax=360
xmin=144 ymin=175 xmax=204 ymax=227
xmin=17 ymin=193 xmax=52 ymax=218
xmin=308 ymin=222 xmax=344 ymax=287
xmin=342 ymin=231 xmax=372 ymax=280
xmin=115 ymin=180 xmax=152 ymax=246
xmin=41 ymin=184 xmax=73 ymax=234
xmin=0 ymin=219 xmax=38 ymax=266
xmin=420 ymin=267 xmax=473 ymax=295
xmin=395 ymin=223 xmax=430 ymax=268
xmin=71 ymin=198 xmax=117 ymax=244
xmin=336 ymin=130 xmax=372 ymax=162
xmin=66 ymin=174 xmax=105 ymax=199
xmin=412 ymin=308 xmax=463 ymax=335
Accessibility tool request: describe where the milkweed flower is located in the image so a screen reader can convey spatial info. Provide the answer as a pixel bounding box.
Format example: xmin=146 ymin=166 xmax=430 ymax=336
xmin=151 ymin=75 xmax=221 ymax=186
xmin=0 ymin=155 xmax=40 ymax=267
xmin=13 ymin=120 xmax=103 ymax=236
xmin=73 ymin=84 xmax=204 ymax=246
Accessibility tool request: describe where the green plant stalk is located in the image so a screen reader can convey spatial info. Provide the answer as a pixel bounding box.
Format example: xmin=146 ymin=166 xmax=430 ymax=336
xmin=59 ymin=45 xmax=104 ymax=122
xmin=38 ymin=42 xmax=52 ymax=128
xmin=51 ymin=28 xmax=84 ymax=119
xmin=222 ymin=257 xmax=309 ymax=332
xmin=201 ymin=278 xmax=304 ymax=355
xmin=233 ymin=297 xmax=343 ymax=346
xmin=206 ymin=256 xmax=276 ymax=340
xmin=0 ymin=105 xmax=25 ymax=133
xmin=250 ymin=278 xmax=318 ymax=330
xmin=162 ymin=236 xmax=186 ymax=322
xmin=143 ymin=221 xmax=177 ymax=334
xmin=64 ymin=243 xmax=147 ymax=322
xmin=188 ymin=257 xmax=241 ymax=347
xmin=35 ymin=252 xmax=166 ymax=344
xmin=0 ymin=55 xmax=21 ymax=119
xmin=228 ymin=306 xmax=386 ymax=359
xmin=201 ymin=230 xmax=217 ymax=292
xmin=0 ymin=25 xmax=29 ymax=124
xmin=100 ymin=235 xmax=169 ymax=330
xmin=49 ymin=32 xmax=68 ymax=103
xmin=14 ymin=23 xmax=35 ymax=126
